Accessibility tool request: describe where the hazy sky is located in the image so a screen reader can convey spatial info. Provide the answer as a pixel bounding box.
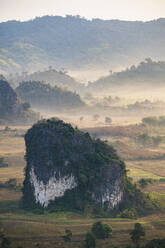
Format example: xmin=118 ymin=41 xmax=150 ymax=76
xmin=0 ymin=0 xmax=165 ymax=22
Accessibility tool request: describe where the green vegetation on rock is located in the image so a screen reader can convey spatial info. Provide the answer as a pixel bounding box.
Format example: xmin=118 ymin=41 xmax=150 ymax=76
xmin=22 ymin=118 xmax=125 ymax=212
xmin=22 ymin=118 xmax=156 ymax=216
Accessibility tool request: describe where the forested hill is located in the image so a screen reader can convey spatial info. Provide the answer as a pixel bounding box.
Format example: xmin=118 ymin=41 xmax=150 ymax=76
xmin=88 ymin=58 xmax=165 ymax=92
xmin=0 ymin=16 xmax=165 ymax=73
xmin=8 ymin=68 xmax=80 ymax=91
xmin=0 ymin=79 xmax=39 ymax=124
xmin=16 ymin=81 xmax=85 ymax=111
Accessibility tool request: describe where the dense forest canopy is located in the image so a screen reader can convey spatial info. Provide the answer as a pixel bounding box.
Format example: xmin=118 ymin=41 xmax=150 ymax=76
xmin=0 ymin=16 xmax=165 ymax=73
xmin=16 ymin=81 xmax=85 ymax=111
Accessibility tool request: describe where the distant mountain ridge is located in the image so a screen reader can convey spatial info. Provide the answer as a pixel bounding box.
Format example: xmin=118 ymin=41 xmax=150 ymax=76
xmin=0 ymin=16 xmax=165 ymax=73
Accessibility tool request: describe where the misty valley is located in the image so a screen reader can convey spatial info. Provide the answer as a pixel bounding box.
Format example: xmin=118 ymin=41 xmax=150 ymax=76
xmin=0 ymin=15 xmax=165 ymax=248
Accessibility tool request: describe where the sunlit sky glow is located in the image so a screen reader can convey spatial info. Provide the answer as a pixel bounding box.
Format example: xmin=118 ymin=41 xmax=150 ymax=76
xmin=0 ymin=0 xmax=165 ymax=22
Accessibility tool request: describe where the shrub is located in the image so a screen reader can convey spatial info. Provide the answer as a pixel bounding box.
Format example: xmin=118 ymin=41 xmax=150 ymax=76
xmin=85 ymin=232 xmax=96 ymax=248
xmin=5 ymin=178 xmax=17 ymax=188
xmin=0 ymin=230 xmax=11 ymax=248
xmin=105 ymin=117 xmax=112 ymax=124
xmin=1 ymin=236 xmax=11 ymax=248
xmin=4 ymin=126 xmax=11 ymax=131
xmin=118 ymin=208 xmax=138 ymax=219
xmin=138 ymin=178 xmax=154 ymax=188
xmin=35 ymin=244 xmax=41 ymax=248
xmin=103 ymin=224 xmax=113 ymax=238
xmin=91 ymin=221 xmax=112 ymax=239
xmin=22 ymin=102 xmax=31 ymax=111
xmin=152 ymin=136 xmax=163 ymax=147
xmin=142 ymin=117 xmax=158 ymax=126
xmin=137 ymin=133 xmax=152 ymax=147
xmin=142 ymin=115 xmax=165 ymax=127
xmin=130 ymin=223 xmax=145 ymax=247
xmin=0 ymin=157 xmax=8 ymax=168
xmin=93 ymin=114 xmax=99 ymax=121
xmin=63 ymin=229 xmax=72 ymax=242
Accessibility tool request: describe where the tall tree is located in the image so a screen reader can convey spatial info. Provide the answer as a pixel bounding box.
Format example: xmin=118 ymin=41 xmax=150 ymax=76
xmin=130 ymin=223 xmax=145 ymax=248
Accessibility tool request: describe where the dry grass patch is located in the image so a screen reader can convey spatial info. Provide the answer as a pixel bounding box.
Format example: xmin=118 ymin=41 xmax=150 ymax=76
xmin=144 ymin=182 xmax=165 ymax=193
xmin=0 ymin=188 xmax=21 ymax=202
xmin=126 ymin=160 xmax=165 ymax=181
xmin=0 ymin=153 xmax=25 ymax=183
xmin=0 ymin=132 xmax=25 ymax=155
xmin=0 ymin=131 xmax=25 ymax=183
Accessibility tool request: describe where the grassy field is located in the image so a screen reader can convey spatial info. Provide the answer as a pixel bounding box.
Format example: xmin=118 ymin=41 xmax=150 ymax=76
xmin=0 ymin=130 xmax=25 ymax=184
xmin=0 ymin=201 xmax=165 ymax=248
xmin=0 ymin=126 xmax=165 ymax=247
xmin=126 ymin=160 xmax=165 ymax=181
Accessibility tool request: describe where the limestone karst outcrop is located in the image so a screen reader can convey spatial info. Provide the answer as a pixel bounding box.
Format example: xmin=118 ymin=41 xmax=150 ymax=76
xmin=22 ymin=118 xmax=125 ymax=211
xmin=0 ymin=79 xmax=39 ymax=124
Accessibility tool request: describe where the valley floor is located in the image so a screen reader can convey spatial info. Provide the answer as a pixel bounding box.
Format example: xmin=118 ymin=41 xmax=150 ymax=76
xmin=0 ymin=124 xmax=165 ymax=247
xmin=0 ymin=210 xmax=165 ymax=248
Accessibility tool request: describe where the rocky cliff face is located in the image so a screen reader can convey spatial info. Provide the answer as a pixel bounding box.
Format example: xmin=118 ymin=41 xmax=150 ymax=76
xmin=22 ymin=118 xmax=125 ymax=210
xmin=0 ymin=79 xmax=39 ymax=124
